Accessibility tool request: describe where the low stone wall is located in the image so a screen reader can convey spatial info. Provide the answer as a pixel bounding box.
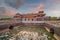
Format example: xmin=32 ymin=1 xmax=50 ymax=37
xmin=21 ymin=23 xmax=45 ymax=27
xmin=0 ymin=22 xmax=21 ymax=30
xmin=45 ymin=23 xmax=60 ymax=36
xmin=45 ymin=27 xmax=60 ymax=40
xmin=45 ymin=23 xmax=60 ymax=40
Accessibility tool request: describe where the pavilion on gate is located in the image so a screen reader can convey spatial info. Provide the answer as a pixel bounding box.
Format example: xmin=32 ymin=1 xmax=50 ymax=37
xmin=14 ymin=11 xmax=50 ymax=24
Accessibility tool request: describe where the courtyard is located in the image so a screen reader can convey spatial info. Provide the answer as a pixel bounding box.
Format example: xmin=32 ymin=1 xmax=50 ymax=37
xmin=7 ymin=25 xmax=56 ymax=40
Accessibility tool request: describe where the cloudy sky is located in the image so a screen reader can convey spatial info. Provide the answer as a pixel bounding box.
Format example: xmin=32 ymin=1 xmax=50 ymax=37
xmin=0 ymin=0 xmax=60 ymax=18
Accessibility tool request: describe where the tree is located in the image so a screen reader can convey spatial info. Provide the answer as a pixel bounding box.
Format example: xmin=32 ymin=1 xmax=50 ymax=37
xmin=50 ymin=17 xmax=57 ymax=20
xmin=57 ymin=17 xmax=60 ymax=20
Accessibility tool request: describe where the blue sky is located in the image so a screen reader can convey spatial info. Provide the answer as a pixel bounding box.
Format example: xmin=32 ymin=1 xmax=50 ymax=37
xmin=0 ymin=0 xmax=60 ymax=17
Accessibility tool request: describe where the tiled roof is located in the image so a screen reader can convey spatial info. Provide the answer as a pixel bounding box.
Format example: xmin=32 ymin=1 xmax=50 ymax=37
xmin=14 ymin=11 xmax=45 ymax=18
xmin=22 ymin=14 xmax=36 ymax=18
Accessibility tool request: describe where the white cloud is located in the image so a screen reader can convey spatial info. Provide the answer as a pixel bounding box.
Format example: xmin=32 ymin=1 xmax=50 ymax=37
xmin=0 ymin=7 xmax=16 ymax=18
xmin=44 ymin=0 xmax=60 ymax=17
xmin=45 ymin=10 xmax=60 ymax=17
